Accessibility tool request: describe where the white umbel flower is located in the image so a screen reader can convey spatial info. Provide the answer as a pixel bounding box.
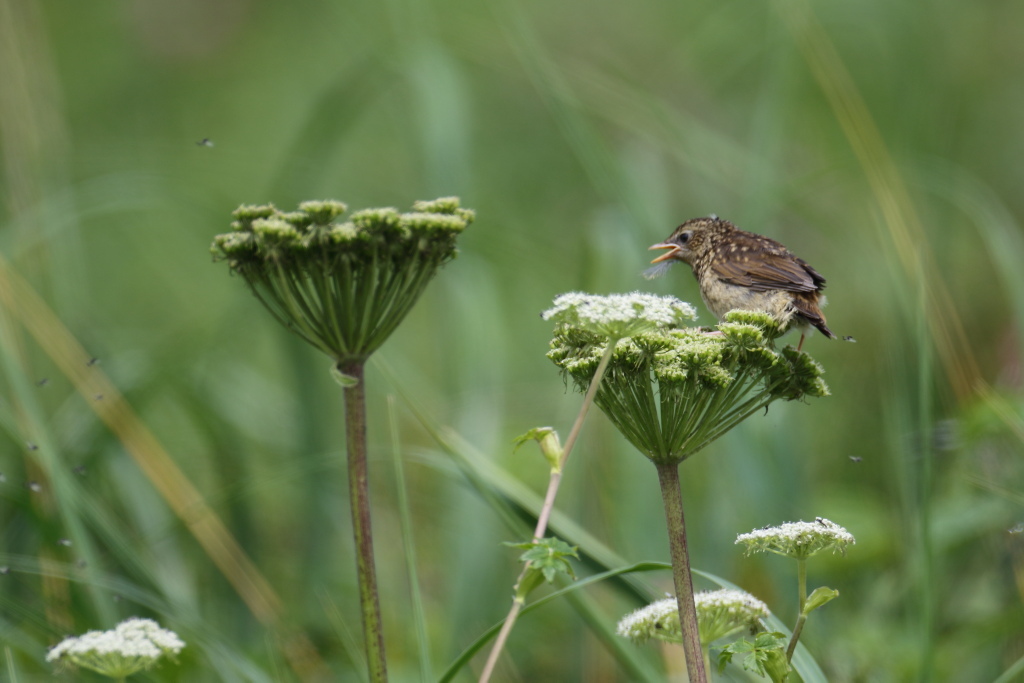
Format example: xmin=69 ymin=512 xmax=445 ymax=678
xmin=736 ymin=517 xmax=855 ymax=559
xmin=47 ymin=617 xmax=185 ymax=678
xmin=695 ymin=589 xmax=769 ymax=645
xmin=616 ymin=597 xmax=681 ymax=644
xmin=617 ymin=589 xmax=769 ymax=646
xmin=542 ymin=292 xmax=697 ymax=339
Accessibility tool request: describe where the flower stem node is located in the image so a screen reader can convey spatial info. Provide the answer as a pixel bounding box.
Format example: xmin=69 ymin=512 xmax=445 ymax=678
xmin=735 ymin=518 xmax=855 ymax=559
xmin=212 ymin=196 xmax=474 ymax=364
xmin=505 ymin=537 xmax=579 ymax=601
xmin=512 ymin=427 xmax=564 ymax=472
xmin=46 ymin=617 xmax=185 ymax=678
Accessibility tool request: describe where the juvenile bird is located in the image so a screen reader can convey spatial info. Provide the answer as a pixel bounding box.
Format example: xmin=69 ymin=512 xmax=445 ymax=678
xmin=647 ymin=216 xmax=836 ymax=350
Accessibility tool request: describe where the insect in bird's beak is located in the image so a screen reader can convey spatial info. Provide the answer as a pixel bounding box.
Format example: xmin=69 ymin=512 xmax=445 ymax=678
xmin=648 ymin=242 xmax=682 ymax=264
xmin=642 ymin=242 xmax=682 ymax=280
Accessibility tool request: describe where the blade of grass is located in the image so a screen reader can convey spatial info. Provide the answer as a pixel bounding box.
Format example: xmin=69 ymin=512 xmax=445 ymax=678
xmin=993 ymin=653 xmax=1024 ymax=683
xmin=561 ymin=586 xmax=661 ymax=683
xmin=4 ymin=646 xmax=19 ymax=683
xmin=0 ymin=313 xmax=113 ymax=626
xmin=387 ymin=395 xmax=433 ymax=683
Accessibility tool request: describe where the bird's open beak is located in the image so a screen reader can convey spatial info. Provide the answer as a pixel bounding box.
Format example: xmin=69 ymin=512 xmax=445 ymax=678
xmin=648 ymin=242 xmax=681 ymax=264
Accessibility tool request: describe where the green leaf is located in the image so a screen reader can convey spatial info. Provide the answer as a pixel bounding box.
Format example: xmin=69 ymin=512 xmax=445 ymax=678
xmin=506 ymin=537 xmax=579 ymax=587
xmin=515 ymin=568 xmax=545 ymax=601
xmin=802 ymin=586 xmax=839 ymax=616
xmin=718 ymin=632 xmax=789 ymax=680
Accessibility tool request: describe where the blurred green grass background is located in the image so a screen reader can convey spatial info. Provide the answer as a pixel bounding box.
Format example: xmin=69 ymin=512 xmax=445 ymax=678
xmin=2 ymin=0 xmax=1023 ymax=680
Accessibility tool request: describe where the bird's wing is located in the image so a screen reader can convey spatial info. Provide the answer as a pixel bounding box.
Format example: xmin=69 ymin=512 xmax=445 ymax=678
xmin=710 ymin=238 xmax=826 ymax=293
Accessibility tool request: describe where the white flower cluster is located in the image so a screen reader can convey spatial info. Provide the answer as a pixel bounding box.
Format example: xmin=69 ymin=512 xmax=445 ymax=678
xmin=617 ymin=588 xmax=769 ymax=646
xmin=542 ymin=291 xmax=697 ymax=339
xmin=735 ymin=517 xmax=856 ymax=559
xmin=695 ymin=589 xmax=769 ymax=644
xmin=47 ymin=617 xmax=185 ymax=677
xmin=616 ymin=597 xmax=681 ymax=644
xmin=694 ymin=588 xmax=769 ymax=617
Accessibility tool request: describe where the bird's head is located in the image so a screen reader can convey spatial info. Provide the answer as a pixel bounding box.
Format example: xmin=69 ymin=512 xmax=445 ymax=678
xmin=648 ymin=216 xmax=729 ymax=268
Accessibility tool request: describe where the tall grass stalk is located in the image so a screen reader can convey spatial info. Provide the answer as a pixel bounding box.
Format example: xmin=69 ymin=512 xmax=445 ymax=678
xmin=386 ymin=395 xmax=433 ymax=682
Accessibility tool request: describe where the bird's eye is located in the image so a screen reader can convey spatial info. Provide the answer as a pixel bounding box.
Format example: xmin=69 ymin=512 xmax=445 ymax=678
xmin=678 ymin=231 xmax=693 ymax=245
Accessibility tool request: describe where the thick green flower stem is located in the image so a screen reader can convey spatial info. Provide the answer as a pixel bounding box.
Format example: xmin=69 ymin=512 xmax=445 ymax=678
xmin=341 ymin=360 xmax=388 ymax=683
xmin=786 ymin=558 xmax=808 ymax=662
xmin=655 ymin=461 xmax=707 ymax=683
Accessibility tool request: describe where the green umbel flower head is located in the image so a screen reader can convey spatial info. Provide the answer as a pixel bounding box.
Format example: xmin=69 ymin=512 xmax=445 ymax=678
xmin=617 ymin=589 xmax=769 ymax=647
xmin=735 ymin=518 xmax=855 ymax=559
xmin=47 ymin=618 xmax=185 ymax=678
xmin=547 ymin=299 xmax=829 ymax=465
xmin=212 ymin=197 xmax=474 ymax=364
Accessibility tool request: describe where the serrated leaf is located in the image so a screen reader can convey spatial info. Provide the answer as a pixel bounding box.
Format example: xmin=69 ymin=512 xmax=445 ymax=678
xmin=719 ymin=632 xmax=789 ymax=680
xmin=506 ymin=537 xmax=579 ymax=598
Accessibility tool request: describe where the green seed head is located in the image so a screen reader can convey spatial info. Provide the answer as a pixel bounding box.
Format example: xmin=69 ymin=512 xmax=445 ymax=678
xmin=212 ymin=197 xmax=474 ymax=363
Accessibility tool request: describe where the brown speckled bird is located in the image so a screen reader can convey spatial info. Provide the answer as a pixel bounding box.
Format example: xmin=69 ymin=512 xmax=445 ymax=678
xmin=648 ymin=216 xmax=836 ymax=350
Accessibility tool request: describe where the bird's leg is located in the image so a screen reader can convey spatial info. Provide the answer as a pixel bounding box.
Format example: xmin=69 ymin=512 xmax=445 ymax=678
xmin=797 ymin=333 xmax=806 ymax=352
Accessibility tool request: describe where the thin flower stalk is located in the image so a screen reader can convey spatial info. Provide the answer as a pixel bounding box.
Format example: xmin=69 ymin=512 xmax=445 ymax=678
xmin=478 ymin=342 xmax=615 ymax=683
xmin=787 ymin=557 xmax=808 ymax=661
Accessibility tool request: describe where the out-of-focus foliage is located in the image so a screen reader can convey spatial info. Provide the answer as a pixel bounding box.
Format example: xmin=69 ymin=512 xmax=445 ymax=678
xmin=1 ymin=0 xmax=1023 ymax=680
